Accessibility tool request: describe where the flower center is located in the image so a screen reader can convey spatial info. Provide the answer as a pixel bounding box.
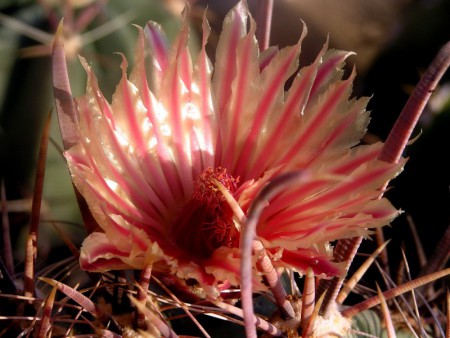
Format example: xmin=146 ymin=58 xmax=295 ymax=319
xmin=171 ymin=167 xmax=240 ymax=259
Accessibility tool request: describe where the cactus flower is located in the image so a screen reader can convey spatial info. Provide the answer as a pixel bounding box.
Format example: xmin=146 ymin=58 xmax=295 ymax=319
xmin=65 ymin=2 xmax=404 ymax=297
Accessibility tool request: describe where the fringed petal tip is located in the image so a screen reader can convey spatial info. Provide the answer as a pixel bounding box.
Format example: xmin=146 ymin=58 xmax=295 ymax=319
xmin=144 ymin=21 xmax=169 ymax=73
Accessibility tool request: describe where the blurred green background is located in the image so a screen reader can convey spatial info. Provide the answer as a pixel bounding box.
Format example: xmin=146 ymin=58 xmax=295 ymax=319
xmin=0 ymin=0 xmax=189 ymax=263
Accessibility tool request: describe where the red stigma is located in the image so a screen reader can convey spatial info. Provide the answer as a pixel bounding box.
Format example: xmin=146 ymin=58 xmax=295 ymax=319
xmin=171 ymin=167 xmax=240 ymax=259
xmin=193 ymin=167 xmax=238 ymax=206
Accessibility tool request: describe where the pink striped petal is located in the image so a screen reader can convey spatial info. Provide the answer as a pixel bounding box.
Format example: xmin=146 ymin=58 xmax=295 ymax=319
xmin=191 ymin=12 xmax=215 ymax=169
xmin=80 ymin=232 xmax=157 ymax=271
xmin=144 ymin=21 xmax=169 ymax=93
xmin=309 ymin=48 xmax=355 ymax=100
xmin=234 ymin=28 xmax=306 ymax=178
xmin=130 ymin=26 xmax=186 ymax=205
xmin=212 ymin=1 xmax=248 ymax=115
xmin=219 ymin=11 xmax=260 ymax=171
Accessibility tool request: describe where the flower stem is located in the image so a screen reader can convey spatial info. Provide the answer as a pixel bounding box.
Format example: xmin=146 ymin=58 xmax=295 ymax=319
xmin=317 ymin=236 xmax=362 ymax=315
xmin=24 ymin=112 xmax=51 ymax=300
xmin=136 ymin=264 xmax=153 ymax=330
xmin=241 ymin=171 xmax=308 ymax=338
xmin=253 ymin=240 xmax=295 ymax=319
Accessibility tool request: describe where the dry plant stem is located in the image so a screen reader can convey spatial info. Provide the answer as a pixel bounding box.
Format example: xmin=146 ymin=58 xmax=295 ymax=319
xmin=1 ymin=180 xmax=14 ymax=276
xmin=36 ymin=286 xmax=57 ymax=338
xmin=25 ymin=315 xmax=38 ymax=338
xmin=61 ymin=290 xmax=87 ymax=336
xmin=376 ymin=284 xmax=396 ymax=338
xmin=396 ymin=259 xmax=406 ymax=287
xmin=406 ymin=215 xmax=427 ymax=268
xmin=129 ymin=295 xmax=178 ymax=338
xmin=321 ymin=39 xmax=450 ymax=315
xmin=136 ymin=264 xmax=153 ymax=330
xmin=374 ymin=227 xmax=390 ymax=274
xmin=24 ymin=235 xmax=35 ymax=301
xmin=64 ymin=277 xmax=121 ymax=336
xmin=342 ymin=267 xmax=450 ymax=318
xmin=52 ymin=20 xmax=98 ymax=234
xmin=24 ymin=112 xmax=51 ymax=300
xmin=211 ymin=300 xmax=284 ymax=336
xmin=38 ymin=257 xmax=78 ymax=288
xmin=300 ymin=268 xmax=315 ymax=332
xmin=253 ymin=240 xmax=295 ymax=319
xmin=401 ymin=249 xmax=425 ymax=335
xmin=389 ymin=296 xmax=420 ymax=338
xmin=241 ymin=171 xmax=308 ymax=338
xmin=417 ymin=294 xmax=445 ymax=337
xmin=374 ymin=265 xmax=441 ymax=337
xmin=255 ymin=0 xmax=273 ymax=51
xmin=374 ymin=260 xmax=424 ymax=336
xmin=419 ymin=224 xmax=450 ymax=277
xmin=318 ymin=236 xmax=362 ymax=314
xmin=151 ymin=277 xmax=211 ymax=338
xmin=39 ymin=277 xmax=106 ymax=322
xmin=414 ymin=224 xmax=450 ymax=313
xmin=302 ymin=290 xmax=326 ymax=337
xmin=337 ymin=240 xmax=390 ymax=304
